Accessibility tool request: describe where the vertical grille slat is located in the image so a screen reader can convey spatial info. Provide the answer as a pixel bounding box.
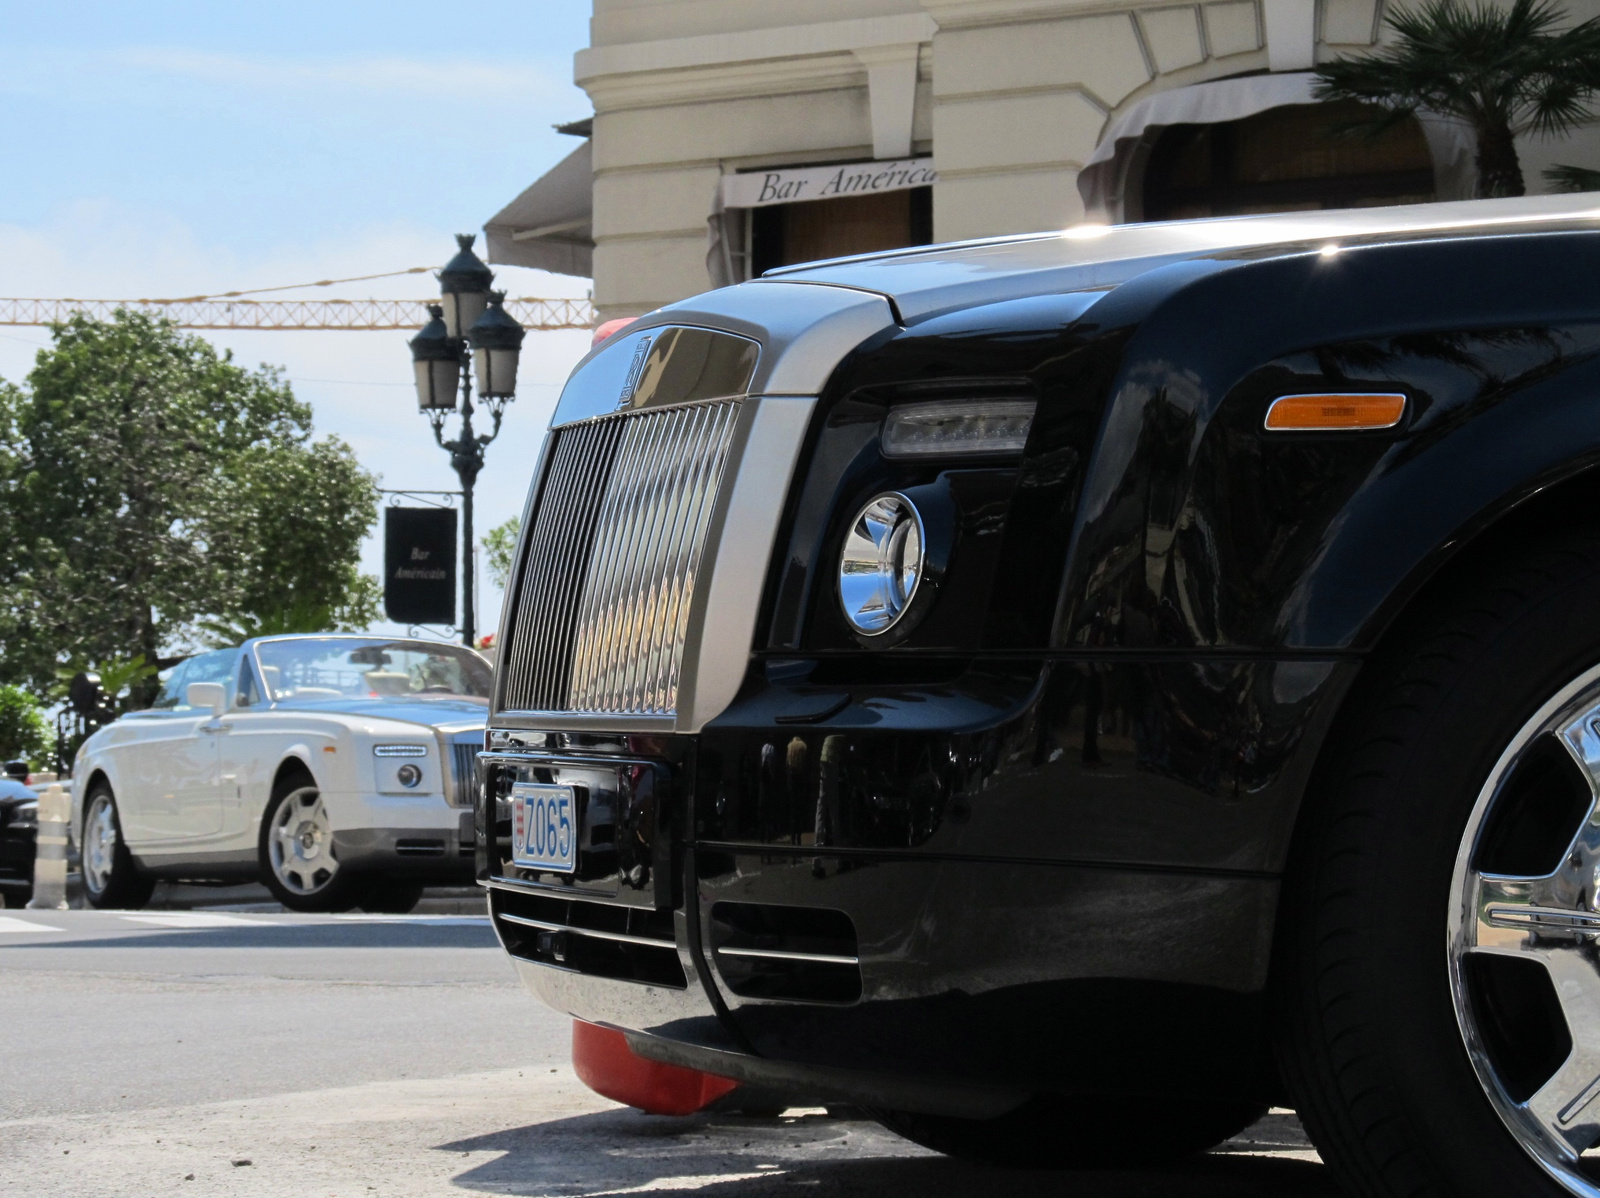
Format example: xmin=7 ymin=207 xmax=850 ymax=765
xmin=500 ymin=400 xmax=741 ymax=717
xmin=450 ymin=742 xmax=479 ymax=809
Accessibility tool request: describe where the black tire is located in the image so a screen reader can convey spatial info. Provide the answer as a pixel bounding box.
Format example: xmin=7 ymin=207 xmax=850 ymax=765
xmin=873 ymin=1095 xmax=1266 ymax=1168
xmin=80 ymin=784 xmax=154 ymax=910
xmin=1275 ymin=528 xmax=1600 ymax=1198
xmin=257 ymin=776 xmax=359 ymax=913
xmin=356 ymin=877 xmax=425 ymax=914
xmin=2 ymin=889 xmax=28 ymax=908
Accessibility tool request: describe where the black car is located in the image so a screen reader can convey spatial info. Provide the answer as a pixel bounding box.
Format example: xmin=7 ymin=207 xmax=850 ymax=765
xmin=0 ymin=762 xmax=38 ymax=907
xmin=482 ymin=193 xmax=1600 ymax=1198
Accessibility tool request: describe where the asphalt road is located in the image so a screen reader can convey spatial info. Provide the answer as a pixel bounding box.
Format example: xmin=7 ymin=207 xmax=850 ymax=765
xmin=0 ymin=910 xmax=1339 ymax=1198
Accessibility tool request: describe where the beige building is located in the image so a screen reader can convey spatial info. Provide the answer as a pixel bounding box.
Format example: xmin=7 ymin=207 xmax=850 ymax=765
xmin=486 ymin=0 xmax=1600 ymax=322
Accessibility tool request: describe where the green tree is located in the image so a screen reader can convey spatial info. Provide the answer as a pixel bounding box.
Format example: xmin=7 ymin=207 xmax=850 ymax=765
xmin=482 ymin=516 xmax=521 ymax=589
xmin=0 ymin=685 xmax=52 ymax=769
xmin=1315 ymin=0 xmax=1600 ymax=198
xmin=0 ymin=310 xmax=380 ymax=699
xmin=204 ymin=437 xmax=381 ymax=641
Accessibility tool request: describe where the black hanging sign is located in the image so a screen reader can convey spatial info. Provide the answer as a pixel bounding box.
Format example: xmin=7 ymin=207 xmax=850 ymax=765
xmin=384 ymin=506 xmax=457 ymax=625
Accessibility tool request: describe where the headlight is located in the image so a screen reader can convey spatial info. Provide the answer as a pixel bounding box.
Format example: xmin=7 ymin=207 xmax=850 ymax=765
xmin=881 ymin=399 xmax=1035 ymax=458
xmin=839 ymin=493 xmax=925 ymax=635
xmin=10 ymin=801 xmax=38 ymax=828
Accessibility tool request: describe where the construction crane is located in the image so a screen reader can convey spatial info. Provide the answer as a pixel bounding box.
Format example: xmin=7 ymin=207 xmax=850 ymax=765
xmin=0 ymin=296 xmax=597 ymax=332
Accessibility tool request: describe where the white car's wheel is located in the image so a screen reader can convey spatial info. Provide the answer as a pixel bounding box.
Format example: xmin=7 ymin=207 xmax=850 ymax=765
xmin=81 ymin=785 xmax=153 ymax=910
xmin=258 ymin=781 xmax=357 ymax=912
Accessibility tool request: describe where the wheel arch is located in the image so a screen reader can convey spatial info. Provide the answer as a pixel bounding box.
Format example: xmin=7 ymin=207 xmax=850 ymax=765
xmin=271 ymin=752 xmax=318 ymax=794
xmin=1266 ymin=458 xmax=1600 ymax=1031
xmin=1286 ymin=458 xmax=1600 ymax=851
xmin=76 ymin=766 xmax=114 ymax=839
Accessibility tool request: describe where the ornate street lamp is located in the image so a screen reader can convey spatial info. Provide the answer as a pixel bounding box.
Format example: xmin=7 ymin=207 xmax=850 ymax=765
xmin=469 ymin=292 xmax=526 ymax=398
xmin=406 ymin=235 xmax=524 ymax=647
xmin=408 ymin=305 xmax=458 ymax=411
xmin=437 ymin=233 xmax=494 ymax=340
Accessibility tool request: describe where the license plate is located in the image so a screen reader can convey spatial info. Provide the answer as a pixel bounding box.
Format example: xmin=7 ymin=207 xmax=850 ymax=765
xmin=511 ymin=784 xmax=578 ymax=873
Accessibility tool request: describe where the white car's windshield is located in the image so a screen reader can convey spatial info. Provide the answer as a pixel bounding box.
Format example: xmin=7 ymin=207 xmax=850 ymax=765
xmin=254 ymin=638 xmax=491 ymax=704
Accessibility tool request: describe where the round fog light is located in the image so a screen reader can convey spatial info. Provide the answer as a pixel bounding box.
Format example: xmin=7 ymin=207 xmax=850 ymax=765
xmin=839 ymin=492 xmax=925 ymax=635
xmin=396 ymin=764 xmax=423 ymax=789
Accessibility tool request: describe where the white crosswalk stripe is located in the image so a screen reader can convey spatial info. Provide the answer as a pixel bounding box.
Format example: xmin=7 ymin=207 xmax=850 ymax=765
xmin=331 ymin=914 xmax=489 ymax=925
xmin=120 ymin=913 xmax=263 ymax=928
xmin=0 ymin=914 xmax=64 ymax=932
xmin=0 ymin=910 xmax=491 ymax=934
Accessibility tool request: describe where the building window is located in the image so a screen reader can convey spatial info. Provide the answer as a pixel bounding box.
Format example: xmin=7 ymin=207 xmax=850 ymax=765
xmin=750 ymin=187 xmax=933 ymax=275
xmin=1142 ymin=100 xmax=1435 ymax=221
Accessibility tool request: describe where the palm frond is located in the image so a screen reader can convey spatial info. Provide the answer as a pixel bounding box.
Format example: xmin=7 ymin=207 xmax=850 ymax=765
xmin=1317 ymin=0 xmax=1600 ymax=135
xmin=1543 ymin=163 xmax=1600 ymax=192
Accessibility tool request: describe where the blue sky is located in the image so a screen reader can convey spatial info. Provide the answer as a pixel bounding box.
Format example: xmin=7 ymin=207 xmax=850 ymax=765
xmin=0 ymin=1 xmax=598 ymax=643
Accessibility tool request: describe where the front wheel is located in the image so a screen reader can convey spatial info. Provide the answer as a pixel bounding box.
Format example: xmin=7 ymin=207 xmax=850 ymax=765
xmin=81 ymin=786 xmax=154 ymax=910
xmin=873 ymin=1095 xmax=1265 ymax=1168
xmin=258 ymin=781 xmax=358 ymax=913
xmin=1277 ymin=528 xmax=1600 ymax=1198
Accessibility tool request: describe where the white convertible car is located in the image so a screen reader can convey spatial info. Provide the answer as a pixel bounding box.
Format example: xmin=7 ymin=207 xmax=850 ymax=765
xmin=70 ymin=634 xmax=489 ymax=912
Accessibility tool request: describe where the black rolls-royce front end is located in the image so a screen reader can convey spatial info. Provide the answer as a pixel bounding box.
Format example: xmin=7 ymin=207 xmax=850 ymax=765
xmin=484 ymin=195 xmax=1600 ymax=1196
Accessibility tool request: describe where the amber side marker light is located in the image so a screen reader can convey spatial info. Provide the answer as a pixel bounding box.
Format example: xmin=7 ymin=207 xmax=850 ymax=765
xmin=1264 ymin=392 xmax=1407 ymax=432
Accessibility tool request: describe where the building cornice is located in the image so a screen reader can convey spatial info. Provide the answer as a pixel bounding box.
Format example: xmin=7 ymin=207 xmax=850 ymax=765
xmin=924 ymin=0 xmax=1198 ymax=30
xmin=583 ymin=55 xmax=872 ymax=113
xmin=576 ymin=12 xmax=939 ymax=82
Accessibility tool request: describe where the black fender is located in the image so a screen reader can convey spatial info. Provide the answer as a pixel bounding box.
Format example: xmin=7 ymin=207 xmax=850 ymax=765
xmin=1058 ymin=229 xmax=1600 ymax=651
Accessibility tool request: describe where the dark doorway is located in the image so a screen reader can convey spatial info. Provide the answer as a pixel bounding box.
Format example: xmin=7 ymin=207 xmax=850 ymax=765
xmin=1141 ymin=100 xmax=1435 ymax=221
xmin=751 ymin=187 xmax=933 ymax=275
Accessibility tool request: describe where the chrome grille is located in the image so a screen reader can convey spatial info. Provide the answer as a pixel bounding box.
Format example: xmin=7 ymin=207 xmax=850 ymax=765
xmin=501 ymin=419 xmax=626 ymax=712
xmin=450 ymin=742 xmax=479 ymax=809
xmin=501 ymin=400 xmax=741 ymax=716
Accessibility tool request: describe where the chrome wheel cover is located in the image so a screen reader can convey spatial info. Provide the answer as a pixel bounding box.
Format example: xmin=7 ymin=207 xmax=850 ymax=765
xmin=267 ymin=787 xmax=339 ymax=895
xmin=1451 ymin=661 xmax=1600 ymax=1194
xmin=83 ymin=793 xmax=117 ymax=896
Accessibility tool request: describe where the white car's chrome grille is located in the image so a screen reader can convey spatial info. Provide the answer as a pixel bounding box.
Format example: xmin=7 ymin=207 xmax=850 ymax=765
xmin=501 ymin=400 xmax=741 ymax=717
xmin=450 ymin=742 xmax=479 ymax=809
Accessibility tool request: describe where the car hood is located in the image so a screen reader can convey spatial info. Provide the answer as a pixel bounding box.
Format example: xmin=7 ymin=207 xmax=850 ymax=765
xmin=748 ymin=193 xmax=1600 ymax=324
xmin=275 ymin=697 xmax=487 ymax=730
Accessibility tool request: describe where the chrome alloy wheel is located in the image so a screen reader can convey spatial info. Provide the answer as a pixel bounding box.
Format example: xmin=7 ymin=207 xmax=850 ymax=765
xmin=83 ymin=792 xmax=117 ymax=897
xmin=268 ymin=786 xmax=339 ymax=895
xmin=1450 ymin=662 xmax=1600 ymax=1194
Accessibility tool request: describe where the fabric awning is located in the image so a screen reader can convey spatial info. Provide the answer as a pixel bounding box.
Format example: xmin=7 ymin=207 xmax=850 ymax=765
xmin=1076 ymin=72 xmax=1475 ymax=221
xmin=484 ymin=140 xmax=593 ymax=278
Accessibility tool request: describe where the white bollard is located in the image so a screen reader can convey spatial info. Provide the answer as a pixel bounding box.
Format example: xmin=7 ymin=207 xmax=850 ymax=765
xmin=26 ymin=784 xmax=69 ymax=911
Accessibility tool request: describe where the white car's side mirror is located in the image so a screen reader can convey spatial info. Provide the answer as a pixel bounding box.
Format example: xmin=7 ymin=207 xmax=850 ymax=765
xmin=186 ymin=682 xmax=227 ymax=717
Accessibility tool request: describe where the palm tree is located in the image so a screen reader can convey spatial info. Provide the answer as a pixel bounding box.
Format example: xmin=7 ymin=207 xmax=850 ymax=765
xmin=1315 ymin=0 xmax=1600 ymax=199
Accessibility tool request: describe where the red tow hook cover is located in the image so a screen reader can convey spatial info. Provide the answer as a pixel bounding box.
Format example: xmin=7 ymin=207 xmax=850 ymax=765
xmin=571 ymin=1020 xmax=739 ymax=1115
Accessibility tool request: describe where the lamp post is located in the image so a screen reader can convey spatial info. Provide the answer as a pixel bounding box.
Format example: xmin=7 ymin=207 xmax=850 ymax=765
xmin=408 ymin=234 xmax=525 ymax=647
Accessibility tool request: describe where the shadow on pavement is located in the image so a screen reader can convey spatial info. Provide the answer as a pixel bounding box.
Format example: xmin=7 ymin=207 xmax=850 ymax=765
xmin=0 ymin=924 xmax=499 ymax=950
xmin=436 ymin=1107 xmax=1341 ymax=1197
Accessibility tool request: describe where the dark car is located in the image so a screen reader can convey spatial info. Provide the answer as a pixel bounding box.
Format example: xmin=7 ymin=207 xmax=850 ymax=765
xmin=482 ymin=194 xmax=1600 ymax=1198
xmin=0 ymin=761 xmax=38 ymax=907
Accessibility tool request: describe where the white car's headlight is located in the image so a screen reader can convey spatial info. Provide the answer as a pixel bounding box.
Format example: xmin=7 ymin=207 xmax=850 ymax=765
xmin=373 ymin=744 xmax=432 ymax=795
